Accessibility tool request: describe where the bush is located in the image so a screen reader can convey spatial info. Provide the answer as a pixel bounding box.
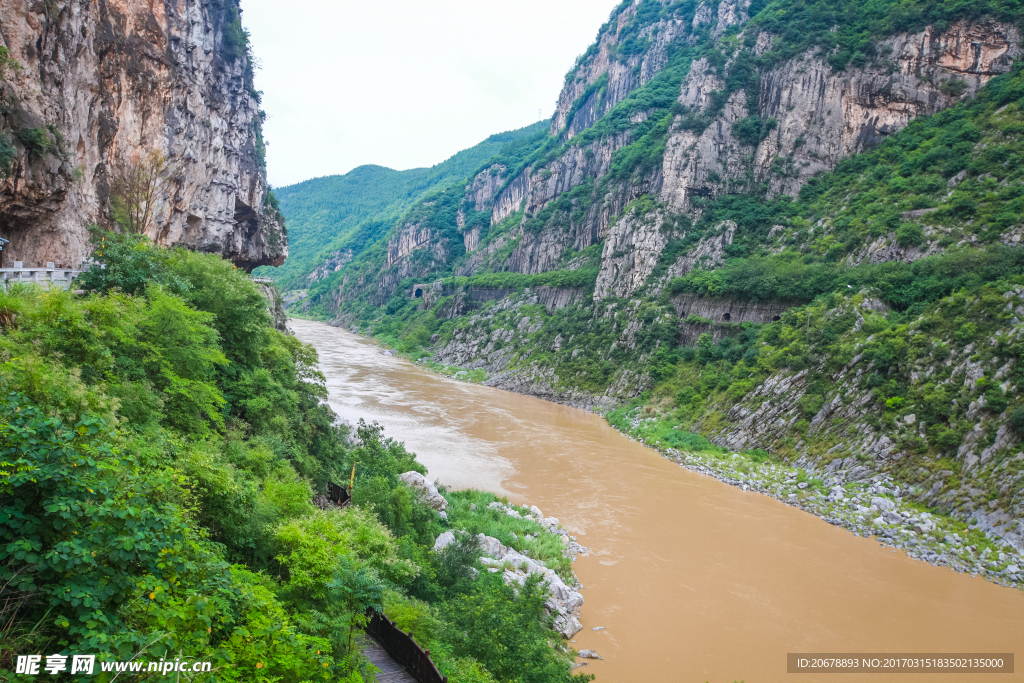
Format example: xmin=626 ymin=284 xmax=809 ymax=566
xmin=0 ymin=134 xmax=15 ymax=178
xmin=896 ymin=222 xmax=923 ymax=246
xmin=15 ymin=126 xmax=58 ymax=156
xmin=1008 ymin=407 xmax=1024 ymax=435
xmin=1 ymin=235 xmax=584 ymax=683
xmin=733 ymin=115 xmax=777 ymax=146
xmin=77 ymin=231 xmax=192 ymax=297
xmin=662 ymin=429 xmax=714 ymax=450
xmin=220 ymin=0 xmax=249 ymax=62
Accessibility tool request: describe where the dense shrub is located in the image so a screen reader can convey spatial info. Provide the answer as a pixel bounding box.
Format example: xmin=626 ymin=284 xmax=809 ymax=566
xmin=0 ymin=239 xmax=588 ymax=683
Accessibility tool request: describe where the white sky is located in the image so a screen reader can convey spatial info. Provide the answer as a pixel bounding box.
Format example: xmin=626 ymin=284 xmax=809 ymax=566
xmin=241 ymin=0 xmax=621 ymax=188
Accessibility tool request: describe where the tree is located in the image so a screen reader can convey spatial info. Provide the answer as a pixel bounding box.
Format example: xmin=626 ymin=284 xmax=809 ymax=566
xmin=108 ymin=149 xmax=177 ymax=237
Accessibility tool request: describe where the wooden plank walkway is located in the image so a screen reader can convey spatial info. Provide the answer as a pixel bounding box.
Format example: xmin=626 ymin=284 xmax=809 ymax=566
xmin=363 ymin=638 xmax=417 ymax=683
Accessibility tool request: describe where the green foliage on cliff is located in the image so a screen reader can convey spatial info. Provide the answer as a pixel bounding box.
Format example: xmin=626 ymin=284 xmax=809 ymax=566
xmin=639 ymin=278 xmax=1024 ymax=508
xmin=751 ymin=0 xmax=1024 ymax=71
xmin=446 ymin=269 xmax=600 ymax=291
xmin=220 ymin=0 xmax=250 ymax=63
xmin=0 ymin=237 xmax=590 ymax=683
xmin=669 ymin=246 xmax=1024 ymax=310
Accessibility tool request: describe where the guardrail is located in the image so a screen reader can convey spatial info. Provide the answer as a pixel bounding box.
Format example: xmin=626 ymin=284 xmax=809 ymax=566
xmin=365 ymin=609 xmax=447 ymax=683
xmin=251 ymin=276 xmax=273 ymax=284
xmin=1 ymin=263 xmax=84 ymax=290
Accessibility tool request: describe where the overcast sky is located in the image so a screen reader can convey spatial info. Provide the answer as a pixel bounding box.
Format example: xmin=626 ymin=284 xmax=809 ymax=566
xmin=241 ymin=0 xmax=621 ymax=188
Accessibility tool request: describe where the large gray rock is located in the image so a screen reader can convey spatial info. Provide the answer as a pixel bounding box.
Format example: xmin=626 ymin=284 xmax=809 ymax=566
xmin=914 ymin=518 xmax=937 ymax=534
xmin=883 ymin=510 xmax=904 ymax=525
xmin=433 ymin=531 xmax=456 ymax=552
xmin=870 ymin=497 xmax=895 ymax=512
xmin=476 ymin=533 xmax=509 ymax=559
xmin=399 ymin=471 xmax=448 ymax=511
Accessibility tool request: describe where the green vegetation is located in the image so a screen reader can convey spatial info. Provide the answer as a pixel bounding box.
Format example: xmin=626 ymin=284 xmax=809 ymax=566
xmin=750 ymin=0 xmax=1024 ymax=71
xmin=0 ymin=46 xmax=22 ymax=78
xmin=0 ymin=135 xmax=16 ymax=178
xmin=256 ymin=122 xmax=549 ymax=291
xmin=220 ymin=0 xmax=250 ymax=63
xmin=15 ymin=126 xmax=63 ymax=158
xmin=0 ymin=235 xmax=591 ymax=683
xmin=446 ymin=269 xmax=600 ymax=291
xmin=241 ymin=0 xmax=1024 ymax=554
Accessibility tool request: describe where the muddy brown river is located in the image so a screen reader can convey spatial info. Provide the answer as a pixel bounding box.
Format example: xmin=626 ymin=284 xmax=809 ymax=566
xmin=291 ymin=319 xmax=1023 ymax=682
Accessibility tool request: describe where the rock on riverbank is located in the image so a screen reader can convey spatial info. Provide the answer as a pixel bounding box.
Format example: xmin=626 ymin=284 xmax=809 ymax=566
xmin=434 ymin=500 xmax=589 ymax=638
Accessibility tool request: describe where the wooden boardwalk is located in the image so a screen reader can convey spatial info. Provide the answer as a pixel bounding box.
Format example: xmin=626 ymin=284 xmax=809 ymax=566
xmin=363 ymin=638 xmax=416 ymax=683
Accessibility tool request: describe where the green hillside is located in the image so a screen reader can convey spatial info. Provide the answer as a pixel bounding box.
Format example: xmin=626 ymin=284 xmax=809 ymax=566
xmin=256 ymin=121 xmax=549 ymax=290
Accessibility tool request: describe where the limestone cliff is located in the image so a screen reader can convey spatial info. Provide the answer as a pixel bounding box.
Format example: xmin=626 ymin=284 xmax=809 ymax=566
xmin=415 ymin=12 xmax=1021 ymax=306
xmin=660 ymin=19 xmax=1021 ymax=213
xmin=317 ymin=1 xmax=1024 ymax=327
xmin=0 ymin=0 xmax=286 ymax=270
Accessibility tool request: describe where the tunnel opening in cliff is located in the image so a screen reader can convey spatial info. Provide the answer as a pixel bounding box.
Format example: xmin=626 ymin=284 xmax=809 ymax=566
xmin=415 ymin=288 xmax=423 ymax=298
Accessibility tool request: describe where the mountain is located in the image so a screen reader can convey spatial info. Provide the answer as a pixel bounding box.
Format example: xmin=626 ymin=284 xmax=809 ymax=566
xmin=257 ymin=121 xmax=548 ymax=291
xmin=289 ymin=0 xmax=1024 ymax=551
xmin=0 ymin=0 xmax=285 ymax=270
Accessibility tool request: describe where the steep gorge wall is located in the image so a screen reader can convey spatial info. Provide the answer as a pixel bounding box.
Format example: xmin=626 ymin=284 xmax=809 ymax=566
xmin=444 ymin=13 xmax=1022 ymax=305
xmin=0 ymin=0 xmax=285 ymax=270
xmin=322 ymin=1 xmax=1024 ymax=419
xmin=661 ymin=19 xmax=1021 ymax=212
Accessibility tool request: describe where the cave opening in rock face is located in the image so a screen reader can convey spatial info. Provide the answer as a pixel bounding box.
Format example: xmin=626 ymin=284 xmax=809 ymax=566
xmin=414 ymin=288 xmax=423 ymax=298
xmin=722 ymin=312 xmax=731 ymax=321
xmin=772 ymin=315 xmax=781 ymax=322
xmin=234 ymin=197 xmax=258 ymax=231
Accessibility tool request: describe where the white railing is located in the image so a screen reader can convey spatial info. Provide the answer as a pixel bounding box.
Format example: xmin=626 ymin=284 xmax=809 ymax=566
xmin=0 ymin=262 xmax=85 ymax=290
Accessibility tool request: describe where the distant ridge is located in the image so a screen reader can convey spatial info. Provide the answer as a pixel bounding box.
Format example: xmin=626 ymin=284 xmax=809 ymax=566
xmin=256 ymin=120 xmax=549 ymax=289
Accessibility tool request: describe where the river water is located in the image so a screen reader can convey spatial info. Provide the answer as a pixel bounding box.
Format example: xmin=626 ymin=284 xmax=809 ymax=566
xmin=291 ymin=319 xmax=1024 ymax=682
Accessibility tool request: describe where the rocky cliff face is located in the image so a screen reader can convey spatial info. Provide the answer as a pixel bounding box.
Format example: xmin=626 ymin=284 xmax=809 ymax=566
xmin=0 ymin=0 xmax=286 ymax=270
xmin=424 ymin=12 xmax=1020 ymax=308
xmin=551 ymin=0 xmax=747 ymax=139
xmin=661 ymin=19 xmax=1021 ymax=211
xmin=311 ymin=0 xmax=1024 ymax=569
xmin=321 ymin=0 xmax=1024 ymax=407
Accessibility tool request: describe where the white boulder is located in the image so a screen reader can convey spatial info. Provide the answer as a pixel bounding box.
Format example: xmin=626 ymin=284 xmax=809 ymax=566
xmin=870 ymin=496 xmax=895 ymax=512
xmin=476 ymin=533 xmax=584 ymax=638
xmin=399 ymin=471 xmax=448 ymax=511
xmin=433 ymin=531 xmax=456 ymax=552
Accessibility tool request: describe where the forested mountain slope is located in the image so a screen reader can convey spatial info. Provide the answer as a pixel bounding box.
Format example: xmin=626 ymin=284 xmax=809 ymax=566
xmin=286 ymin=0 xmax=1024 ymax=552
xmin=257 ymin=122 xmax=547 ymax=291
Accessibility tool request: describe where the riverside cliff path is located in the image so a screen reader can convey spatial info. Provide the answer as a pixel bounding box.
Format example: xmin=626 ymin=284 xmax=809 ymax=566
xmin=292 ymin=318 xmax=1024 ymax=683
xmin=362 ymin=640 xmax=416 ymax=683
